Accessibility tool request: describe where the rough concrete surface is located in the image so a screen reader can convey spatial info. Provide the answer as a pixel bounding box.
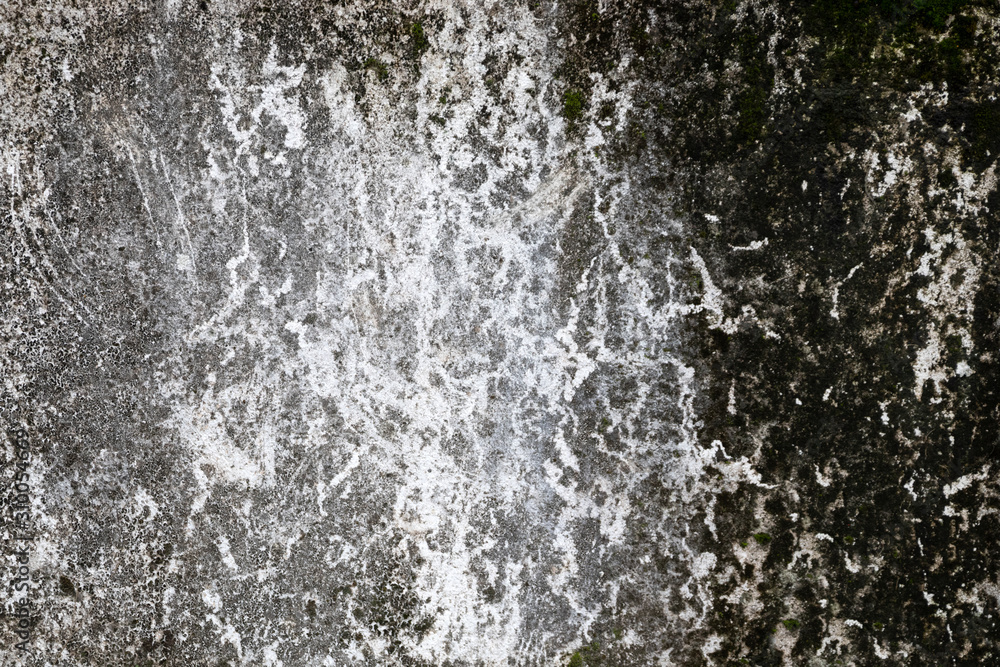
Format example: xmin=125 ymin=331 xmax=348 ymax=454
xmin=1 ymin=1 xmax=999 ymax=665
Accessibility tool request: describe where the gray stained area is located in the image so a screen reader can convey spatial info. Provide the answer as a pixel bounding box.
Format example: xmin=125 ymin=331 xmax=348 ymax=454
xmin=1 ymin=1 xmax=999 ymax=665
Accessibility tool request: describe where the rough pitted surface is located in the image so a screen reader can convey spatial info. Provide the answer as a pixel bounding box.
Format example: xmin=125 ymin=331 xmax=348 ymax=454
xmin=1 ymin=1 xmax=998 ymax=665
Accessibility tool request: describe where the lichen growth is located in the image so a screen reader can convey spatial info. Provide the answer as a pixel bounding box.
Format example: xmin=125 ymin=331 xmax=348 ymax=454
xmin=364 ymin=56 xmax=389 ymax=81
xmin=410 ymin=21 xmax=428 ymax=53
xmin=563 ymin=88 xmax=585 ymax=122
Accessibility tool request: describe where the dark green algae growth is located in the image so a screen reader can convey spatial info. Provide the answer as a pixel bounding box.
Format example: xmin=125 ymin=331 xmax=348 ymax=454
xmin=554 ymin=0 xmax=1000 ymax=664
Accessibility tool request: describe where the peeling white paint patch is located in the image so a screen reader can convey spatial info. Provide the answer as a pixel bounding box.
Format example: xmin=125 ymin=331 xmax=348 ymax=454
xmin=216 ymin=535 xmax=239 ymax=572
xmin=263 ymin=645 xmax=284 ymax=667
xmin=912 ymin=226 xmax=980 ymax=400
xmin=202 ymin=588 xmax=222 ymax=613
xmin=730 ymin=238 xmax=768 ymax=251
xmin=829 ymin=263 xmax=861 ymax=320
xmin=865 ymin=147 xmax=912 ymax=198
xmin=844 ymin=554 xmax=861 ymax=573
xmin=701 ymin=634 xmax=723 ymax=659
xmin=944 ymin=465 xmax=990 ymax=497
xmin=690 ymin=246 xmax=730 ymax=332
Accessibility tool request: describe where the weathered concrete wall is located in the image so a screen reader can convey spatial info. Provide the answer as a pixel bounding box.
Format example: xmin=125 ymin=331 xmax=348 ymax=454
xmin=1 ymin=1 xmax=998 ymax=665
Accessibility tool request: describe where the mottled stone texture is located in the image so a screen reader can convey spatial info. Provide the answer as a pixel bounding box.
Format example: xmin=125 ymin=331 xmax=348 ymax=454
xmin=1 ymin=1 xmax=998 ymax=665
